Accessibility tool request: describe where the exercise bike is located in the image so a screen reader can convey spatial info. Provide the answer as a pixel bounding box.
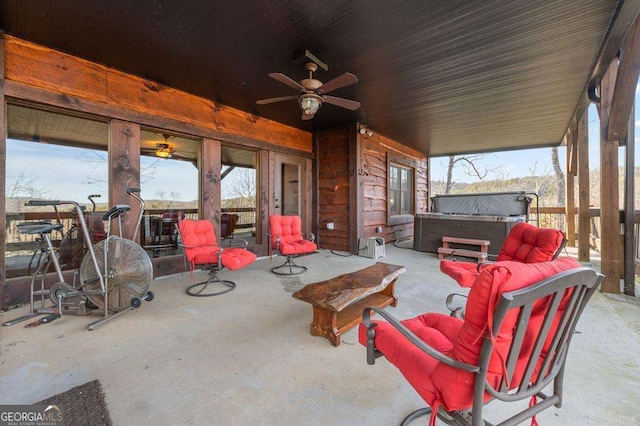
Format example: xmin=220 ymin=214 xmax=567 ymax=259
xmin=3 ymin=188 xmax=154 ymax=330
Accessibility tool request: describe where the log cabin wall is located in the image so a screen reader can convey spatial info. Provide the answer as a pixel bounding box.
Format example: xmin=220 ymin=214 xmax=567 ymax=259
xmin=315 ymin=124 xmax=428 ymax=253
xmin=360 ymin=129 xmax=428 ymax=243
xmin=316 ymin=127 xmax=352 ymax=251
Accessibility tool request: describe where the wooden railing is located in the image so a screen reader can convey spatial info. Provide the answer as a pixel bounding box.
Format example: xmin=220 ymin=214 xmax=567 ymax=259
xmin=532 ymin=206 xmax=640 ymax=263
xmin=5 ymin=207 xmax=258 ymax=253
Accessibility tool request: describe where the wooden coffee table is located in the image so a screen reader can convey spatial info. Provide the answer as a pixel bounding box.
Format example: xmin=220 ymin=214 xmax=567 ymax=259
xmin=292 ymin=262 xmax=406 ymax=347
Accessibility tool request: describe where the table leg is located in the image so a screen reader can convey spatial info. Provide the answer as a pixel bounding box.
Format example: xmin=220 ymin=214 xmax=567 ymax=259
xmin=310 ymin=306 xmax=340 ymax=347
xmin=381 ymin=278 xmax=398 ymax=307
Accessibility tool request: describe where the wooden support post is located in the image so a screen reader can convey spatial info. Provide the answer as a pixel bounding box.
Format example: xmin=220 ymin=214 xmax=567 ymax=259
xmin=598 ymin=60 xmax=622 ymax=293
xmin=623 ymin=104 xmax=635 ymax=296
xmin=565 ymin=128 xmax=576 ymax=247
xmin=349 ymin=125 xmax=363 ymax=254
xmin=0 ymin=32 xmax=6 ymax=302
xmin=200 ymin=138 xmax=221 ymax=238
xmin=258 ymin=149 xmax=269 ymax=254
xmin=108 ymin=120 xmax=141 ymax=242
xmin=577 ymin=110 xmax=590 ymax=262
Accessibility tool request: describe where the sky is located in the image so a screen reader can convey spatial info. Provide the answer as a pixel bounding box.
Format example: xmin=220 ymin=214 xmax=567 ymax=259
xmin=430 ymin=82 xmax=640 ymax=183
xmin=5 ymin=141 xmax=199 ymax=203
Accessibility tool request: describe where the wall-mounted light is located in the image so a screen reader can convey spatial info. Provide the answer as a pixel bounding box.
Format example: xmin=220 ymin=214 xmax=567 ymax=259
xmin=359 ymin=126 xmax=373 ymax=138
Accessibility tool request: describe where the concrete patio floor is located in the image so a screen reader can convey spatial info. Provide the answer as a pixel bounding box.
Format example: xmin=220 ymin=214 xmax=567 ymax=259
xmin=0 ymin=245 xmax=638 ymax=425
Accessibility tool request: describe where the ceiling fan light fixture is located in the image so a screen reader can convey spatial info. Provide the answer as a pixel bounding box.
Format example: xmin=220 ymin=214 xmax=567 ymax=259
xmin=155 ymin=143 xmax=172 ymax=159
xmin=299 ymin=93 xmax=322 ymax=115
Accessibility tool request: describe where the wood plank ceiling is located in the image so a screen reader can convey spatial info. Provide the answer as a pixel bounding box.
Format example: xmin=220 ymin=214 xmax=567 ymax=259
xmin=1 ymin=0 xmax=638 ymax=157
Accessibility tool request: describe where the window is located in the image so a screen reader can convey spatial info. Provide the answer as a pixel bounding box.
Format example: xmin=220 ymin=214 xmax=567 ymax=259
xmin=220 ymin=145 xmax=257 ymax=244
xmin=5 ymin=104 xmax=109 ymax=278
xmin=387 ymin=154 xmax=416 ymax=225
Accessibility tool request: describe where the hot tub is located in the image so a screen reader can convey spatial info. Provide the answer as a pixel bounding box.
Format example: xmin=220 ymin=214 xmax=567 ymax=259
xmin=413 ymin=192 xmax=532 ymax=255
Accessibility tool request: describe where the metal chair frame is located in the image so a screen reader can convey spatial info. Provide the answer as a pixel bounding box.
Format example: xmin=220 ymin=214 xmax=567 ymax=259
xmin=362 ymin=267 xmax=603 ymax=426
xmin=177 ymin=220 xmax=250 ymax=297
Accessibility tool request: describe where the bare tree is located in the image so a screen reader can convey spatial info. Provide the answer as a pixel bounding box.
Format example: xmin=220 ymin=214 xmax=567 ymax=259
xmin=551 ymin=146 xmax=565 ymax=206
xmin=79 ymin=151 xmax=160 ymax=185
xmin=444 ymin=154 xmax=501 ymax=193
xmin=6 ymin=170 xmax=47 ymax=197
xmin=222 ymin=168 xmax=256 ymax=208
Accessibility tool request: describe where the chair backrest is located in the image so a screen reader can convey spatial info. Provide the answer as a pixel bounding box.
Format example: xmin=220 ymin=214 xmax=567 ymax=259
xmin=178 ymin=219 xmax=218 ymax=263
xmin=221 ymin=213 xmax=239 ymax=239
xmin=269 ymin=215 xmax=304 ymax=248
xmin=430 ymin=257 xmax=601 ymax=411
xmin=496 ymin=222 xmax=566 ymax=263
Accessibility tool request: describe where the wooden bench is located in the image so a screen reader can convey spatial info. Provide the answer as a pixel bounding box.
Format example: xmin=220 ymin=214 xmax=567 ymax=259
xmin=438 ymin=236 xmax=490 ymax=262
xmin=292 ymin=262 xmax=406 ymax=347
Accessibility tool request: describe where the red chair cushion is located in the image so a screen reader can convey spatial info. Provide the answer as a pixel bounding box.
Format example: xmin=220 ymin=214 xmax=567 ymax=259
xmin=439 ymin=260 xmax=478 ymax=288
xmin=439 ymin=223 xmax=565 ymax=288
xmin=178 ymin=219 xmax=256 ymax=270
xmin=496 ymin=222 xmax=565 ymax=263
xmin=269 ymin=215 xmax=317 ymax=254
xmin=220 ymin=248 xmax=257 ymax=271
xmin=360 ymin=257 xmax=581 ymax=413
xmin=179 ymin=219 xmax=218 ymax=264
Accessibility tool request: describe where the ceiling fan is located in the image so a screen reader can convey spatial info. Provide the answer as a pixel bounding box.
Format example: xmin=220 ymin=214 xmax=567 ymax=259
xmin=141 ymin=134 xmax=193 ymax=162
xmin=256 ymin=62 xmax=361 ymax=120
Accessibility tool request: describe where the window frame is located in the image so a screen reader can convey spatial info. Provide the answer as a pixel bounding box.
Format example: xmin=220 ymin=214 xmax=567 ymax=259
xmin=386 ymin=153 xmax=417 ymax=226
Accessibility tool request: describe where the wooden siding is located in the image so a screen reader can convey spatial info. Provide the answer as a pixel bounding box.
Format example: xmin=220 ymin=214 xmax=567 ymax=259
xmin=360 ymin=132 xmax=428 ymax=243
xmin=316 ymin=125 xmax=428 ymax=252
xmin=316 ymin=128 xmax=351 ymax=251
xmin=4 ymin=36 xmax=312 ymax=153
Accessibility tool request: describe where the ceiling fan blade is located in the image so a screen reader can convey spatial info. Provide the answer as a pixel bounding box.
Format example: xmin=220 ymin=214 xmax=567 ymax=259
xmin=256 ymin=95 xmax=299 ymax=105
xmin=269 ymin=73 xmax=305 ymax=92
xmin=302 ymin=111 xmax=315 ymax=120
xmin=322 ymin=95 xmax=361 ymax=111
xmin=317 ymin=73 xmax=358 ymax=94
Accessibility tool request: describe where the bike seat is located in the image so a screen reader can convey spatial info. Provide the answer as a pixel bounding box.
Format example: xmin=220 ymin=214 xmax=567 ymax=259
xmin=102 ymin=204 xmax=131 ymax=221
xmin=17 ymin=222 xmax=64 ymax=235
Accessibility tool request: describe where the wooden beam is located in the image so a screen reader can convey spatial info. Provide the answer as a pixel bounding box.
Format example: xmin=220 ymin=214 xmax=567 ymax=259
xmin=4 ymin=36 xmax=312 ymax=154
xmin=565 ymin=129 xmax=576 ymax=247
xmin=109 ymin=120 xmax=141 ymax=241
xmin=598 ymin=60 xmax=622 ymax=293
xmin=608 ymin=13 xmax=640 ymax=142
xmin=577 ymin=110 xmax=590 ymax=262
xmin=5 ymin=80 xmax=313 ymax=160
xmin=623 ymin=104 xmax=636 ymax=296
xmin=200 ymin=138 xmax=221 ymax=238
xmin=0 ymin=32 xmax=6 ymax=298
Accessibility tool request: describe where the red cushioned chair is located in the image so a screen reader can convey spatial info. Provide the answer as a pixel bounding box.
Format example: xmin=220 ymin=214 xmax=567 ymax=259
xmin=178 ymin=219 xmax=257 ymax=296
xmin=359 ymin=258 xmax=602 ymax=426
xmin=441 ymin=222 xmax=566 ymax=317
xmin=440 ymin=222 xmax=566 ymax=288
xmin=269 ymin=215 xmax=317 ymax=275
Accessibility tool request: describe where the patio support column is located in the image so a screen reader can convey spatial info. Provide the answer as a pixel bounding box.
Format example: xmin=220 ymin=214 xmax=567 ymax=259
xmin=577 ymin=110 xmax=590 ymax=262
xmin=598 ymin=60 xmax=622 ymax=293
xmin=623 ymin=105 xmax=635 ymax=296
xmin=109 ymin=120 xmax=141 ymax=242
xmin=565 ymin=124 xmax=577 ymax=247
xmin=258 ymin=149 xmax=269 ymax=255
xmin=0 ymin=32 xmax=6 ymax=300
xmin=349 ymin=125 xmax=363 ymax=254
xmin=200 ymin=138 xmax=221 ymax=240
